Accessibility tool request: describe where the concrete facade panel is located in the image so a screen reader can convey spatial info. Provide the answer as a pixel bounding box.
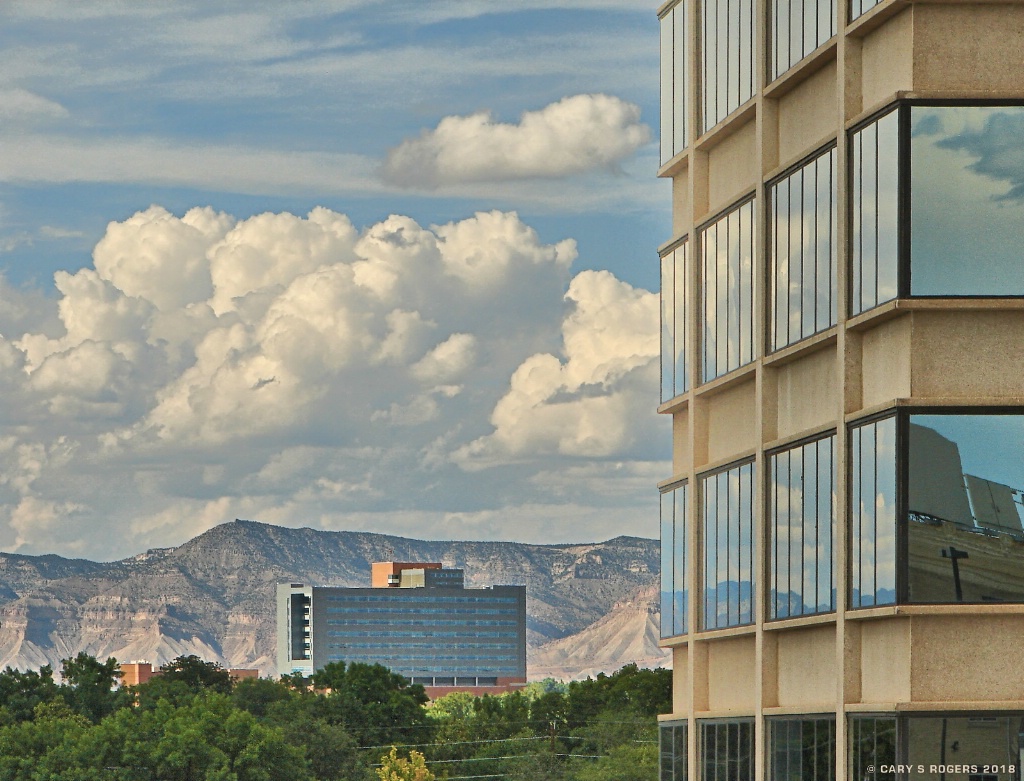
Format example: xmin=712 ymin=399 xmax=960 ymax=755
xmin=860 ymin=618 xmax=911 ymax=704
xmin=673 ymin=409 xmax=691 ymax=475
xmin=673 ymin=169 xmax=691 ymax=238
xmin=913 ymin=5 xmax=1024 ymax=92
xmin=861 ymin=317 xmax=911 ymax=409
xmin=706 ymin=635 xmax=756 ymax=712
xmin=861 ymin=9 xmax=913 ymax=108
xmin=774 ymin=625 xmax=837 ymax=708
xmin=704 ymin=381 xmax=757 ymax=465
xmin=706 ymin=121 xmax=757 ymax=217
xmin=911 ymin=614 xmax=1024 ymax=702
xmin=772 ymin=347 xmax=838 ymax=440
xmin=673 ymin=645 xmax=690 ymax=713
xmin=777 ymin=62 xmax=839 ymax=168
xmin=910 ymin=310 xmax=1024 ymax=399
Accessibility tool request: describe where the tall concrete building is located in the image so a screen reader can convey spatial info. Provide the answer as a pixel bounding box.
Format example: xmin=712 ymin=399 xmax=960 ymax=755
xmin=656 ymin=0 xmax=1024 ymax=778
xmin=277 ymin=564 xmax=527 ymax=698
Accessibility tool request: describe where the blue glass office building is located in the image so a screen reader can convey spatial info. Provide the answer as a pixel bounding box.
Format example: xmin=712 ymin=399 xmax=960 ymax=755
xmin=276 ymin=566 xmax=527 ymax=696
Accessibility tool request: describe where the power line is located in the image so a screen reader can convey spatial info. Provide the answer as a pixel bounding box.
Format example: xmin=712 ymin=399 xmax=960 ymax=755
xmin=361 ymin=736 xmax=546 ymax=750
xmin=372 ymin=755 xmax=538 ymax=767
xmin=360 ymin=735 xmax=586 ymax=751
xmin=371 ymin=752 xmax=605 ymax=768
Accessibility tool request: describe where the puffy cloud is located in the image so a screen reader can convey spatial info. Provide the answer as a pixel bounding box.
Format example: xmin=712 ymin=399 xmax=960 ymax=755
xmin=209 ymin=207 xmax=358 ymax=315
xmin=453 ymin=270 xmax=660 ymax=466
xmin=8 ymin=496 xmax=83 ymax=551
xmin=1 ymin=205 xmax=666 ymax=559
xmin=381 ymin=94 xmax=651 ymax=188
xmin=410 ymin=333 xmax=477 ymax=384
xmin=93 ymin=205 xmax=234 ymax=311
xmin=0 ymin=272 xmax=60 ymax=340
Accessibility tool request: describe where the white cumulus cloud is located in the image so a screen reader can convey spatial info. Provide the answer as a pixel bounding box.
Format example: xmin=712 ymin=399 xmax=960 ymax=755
xmin=453 ymin=270 xmax=660 ymax=466
xmin=381 ymin=94 xmax=651 ymax=188
xmin=0 ymin=205 xmax=666 ymax=558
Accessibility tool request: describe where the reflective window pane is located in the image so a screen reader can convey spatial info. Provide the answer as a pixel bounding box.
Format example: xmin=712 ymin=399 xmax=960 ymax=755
xmin=661 ymin=483 xmax=689 ymax=637
xmin=662 ymin=240 xmax=690 ymax=402
xmin=701 ymin=199 xmax=756 ymax=382
xmin=849 ymin=717 xmax=896 ymax=781
xmin=906 ymin=715 xmax=1024 ymax=779
xmin=661 ymin=2 xmax=689 ymax=164
xmin=701 ymin=0 xmax=755 ymax=133
xmin=910 ymin=105 xmax=1024 ymax=296
xmin=661 ymin=723 xmax=689 ymax=781
xmin=850 ymin=416 xmax=897 ymax=608
xmin=770 ymin=435 xmax=836 ymax=620
xmin=770 ymin=147 xmax=837 ymax=349
xmin=661 ymin=494 xmax=674 ymax=637
xmin=908 ymin=414 xmax=1024 ymax=603
xmin=770 ymin=0 xmax=836 ymax=82
xmin=850 ymin=109 xmax=900 ymax=315
xmin=850 ymin=0 xmax=883 ymax=22
xmin=700 ymin=719 xmax=754 ymax=781
xmin=769 ymin=718 xmax=835 ymax=781
xmin=701 ymin=462 xmax=755 ymax=630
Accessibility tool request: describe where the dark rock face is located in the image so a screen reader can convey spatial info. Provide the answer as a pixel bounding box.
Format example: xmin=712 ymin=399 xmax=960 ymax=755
xmin=0 ymin=520 xmax=658 ymax=676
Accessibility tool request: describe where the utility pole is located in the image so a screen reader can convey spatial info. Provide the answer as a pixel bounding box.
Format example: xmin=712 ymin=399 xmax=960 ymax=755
xmin=941 ymin=546 xmax=969 ymax=602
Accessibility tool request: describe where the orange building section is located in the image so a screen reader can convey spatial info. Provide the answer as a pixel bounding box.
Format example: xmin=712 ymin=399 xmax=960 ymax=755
xmin=119 ymin=661 xmax=259 ymax=686
xmin=120 ymin=662 xmax=157 ymax=687
xmin=422 ymin=677 xmax=527 ymax=701
xmin=370 ymin=561 xmax=441 ymax=588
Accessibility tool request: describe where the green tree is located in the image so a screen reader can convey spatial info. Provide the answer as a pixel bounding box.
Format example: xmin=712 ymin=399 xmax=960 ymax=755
xmin=572 ymin=743 xmax=658 ymax=781
xmin=159 ymin=654 xmax=234 ymax=693
xmin=60 ymin=652 xmax=130 ymax=722
xmin=259 ymin=687 xmax=366 ymax=781
xmin=309 ymin=662 xmax=430 ymax=747
xmin=375 ymin=747 xmax=434 ymax=781
xmin=233 ymin=677 xmax=293 ymax=718
xmin=0 ymin=665 xmax=61 ymax=724
xmin=0 ymin=700 xmax=91 ymax=781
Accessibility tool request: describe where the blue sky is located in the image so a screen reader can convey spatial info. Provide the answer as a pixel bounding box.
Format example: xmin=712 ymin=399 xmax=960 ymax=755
xmin=0 ymin=0 xmax=671 ymax=560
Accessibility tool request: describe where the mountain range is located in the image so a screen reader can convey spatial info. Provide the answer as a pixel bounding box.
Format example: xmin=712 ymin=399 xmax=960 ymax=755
xmin=0 ymin=520 xmax=668 ymax=679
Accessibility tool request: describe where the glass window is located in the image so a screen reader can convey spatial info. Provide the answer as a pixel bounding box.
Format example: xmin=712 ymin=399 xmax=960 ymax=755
xmin=905 ymin=715 xmax=1024 ymax=779
xmin=662 ymin=239 xmax=690 ymax=402
xmin=701 ymin=199 xmax=756 ymax=382
xmin=907 ymin=413 xmax=1024 ymax=604
xmin=700 ymin=719 xmax=754 ymax=781
xmin=661 ymin=2 xmax=689 ymax=164
xmin=661 ymin=482 xmax=689 ymax=637
xmin=770 ymin=0 xmax=836 ymax=82
xmin=849 ymin=0 xmax=884 ymax=22
xmin=849 ymin=416 xmax=897 ymax=608
xmin=769 ymin=435 xmax=836 ymax=620
xmin=850 ymin=109 xmax=900 ymax=315
xmin=661 ymin=722 xmax=689 ymax=781
xmin=701 ymin=461 xmax=755 ymax=630
xmin=852 ymin=713 xmax=1024 ymax=780
xmin=768 ymin=717 xmax=835 ymax=781
xmin=910 ymin=105 xmax=1024 ymax=297
xmin=700 ymin=0 xmax=755 ymax=133
xmin=770 ymin=147 xmax=837 ymax=349
xmin=852 ymin=103 xmax=1024 ymax=309
xmin=849 ymin=716 xmax=896 ymax=781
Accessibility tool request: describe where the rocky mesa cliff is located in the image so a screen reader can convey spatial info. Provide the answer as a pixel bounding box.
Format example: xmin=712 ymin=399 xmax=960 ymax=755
xmin=0 ymin=520 xmax=667 ymax=678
